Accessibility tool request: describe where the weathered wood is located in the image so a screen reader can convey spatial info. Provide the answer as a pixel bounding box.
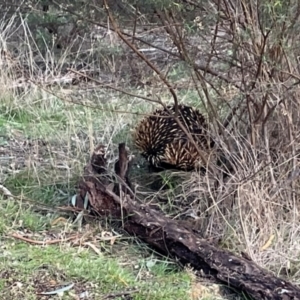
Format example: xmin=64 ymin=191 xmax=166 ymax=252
xmin=74 ymin=143 xmax=300 ymax=300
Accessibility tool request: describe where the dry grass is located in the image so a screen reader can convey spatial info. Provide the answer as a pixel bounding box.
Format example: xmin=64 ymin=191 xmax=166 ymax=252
xmin=152 ymin=127 xmax=300 ymax=284
xmin=0 ymin=13 xmax=243 ymax=300
xmin=1 ymin=6 xmax=300 ymax=299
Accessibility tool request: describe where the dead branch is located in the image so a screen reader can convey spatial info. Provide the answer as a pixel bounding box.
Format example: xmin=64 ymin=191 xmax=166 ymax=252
xmin=73 ymin=143 xmax=300 ymax=300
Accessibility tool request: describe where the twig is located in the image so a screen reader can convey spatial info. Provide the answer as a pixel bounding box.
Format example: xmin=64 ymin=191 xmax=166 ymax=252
xmin=10 ymin=233 xmax=79 ymax=245
xmin=67 ymin=69 xmax=161 ymax=105
xmin=53 ymin=1 xmax=179 ymax=57
xmin=103 ymin=0 xmax=178 ymax=110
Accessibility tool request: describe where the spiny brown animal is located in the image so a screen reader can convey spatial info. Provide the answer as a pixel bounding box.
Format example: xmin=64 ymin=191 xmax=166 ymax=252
xmin=133 ymin=104 xmax=212 ymax=171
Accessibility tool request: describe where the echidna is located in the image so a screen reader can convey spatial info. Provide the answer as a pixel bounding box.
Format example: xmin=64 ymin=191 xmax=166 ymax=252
xmin=133 ymin=104 xmax=212 ymax=171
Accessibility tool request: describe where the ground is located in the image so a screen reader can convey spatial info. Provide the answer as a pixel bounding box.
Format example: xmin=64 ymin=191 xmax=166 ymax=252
xmin=0 ymin=91 xmax=238 ymax=300
xmin=1 ymin=4 xmax=300 ymax=299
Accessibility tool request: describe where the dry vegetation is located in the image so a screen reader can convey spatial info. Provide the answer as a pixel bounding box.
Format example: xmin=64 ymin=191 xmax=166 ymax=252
xmin=1 ymin=0 xmax=300 ymax=298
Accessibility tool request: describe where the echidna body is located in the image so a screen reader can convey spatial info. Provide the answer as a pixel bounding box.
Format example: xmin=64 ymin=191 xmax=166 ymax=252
xmin=133 ymin=104 xmax=211 ymax=171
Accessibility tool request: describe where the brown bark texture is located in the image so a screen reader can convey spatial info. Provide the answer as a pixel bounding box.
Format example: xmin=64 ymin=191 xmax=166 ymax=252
xmin=74 ymin=143 xmax=300 ymax=300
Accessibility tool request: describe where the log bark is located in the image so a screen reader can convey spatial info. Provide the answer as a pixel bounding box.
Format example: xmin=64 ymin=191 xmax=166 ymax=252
xmin=74 ymin=143 xmax=300 ymax=300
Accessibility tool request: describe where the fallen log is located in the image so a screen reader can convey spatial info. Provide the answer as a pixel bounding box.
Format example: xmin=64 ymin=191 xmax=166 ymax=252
xmin=74 ymin=142 xmax=300 ymax=300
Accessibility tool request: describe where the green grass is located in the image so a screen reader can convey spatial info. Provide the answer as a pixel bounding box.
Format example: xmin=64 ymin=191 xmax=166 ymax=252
xmin=0 ymin=198 xmax=192 ymax=299
xmin=0 ymin=91 xmax=230 ymax=299
xmin=2 ymin=11 xmax=299 ymax=300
